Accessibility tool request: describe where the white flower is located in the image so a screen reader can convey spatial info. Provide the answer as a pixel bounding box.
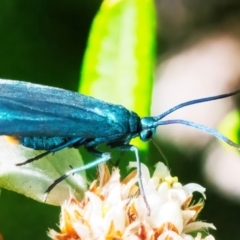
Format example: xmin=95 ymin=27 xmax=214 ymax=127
xmin=48 ymin=162 xmax=215 ymax=240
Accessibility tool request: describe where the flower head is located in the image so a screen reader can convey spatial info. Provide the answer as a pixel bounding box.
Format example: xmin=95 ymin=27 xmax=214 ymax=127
xmin=48 ymin=162 xmax=215 ymax=240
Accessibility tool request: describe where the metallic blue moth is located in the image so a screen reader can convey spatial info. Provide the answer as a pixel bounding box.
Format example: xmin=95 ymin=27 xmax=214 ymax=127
xmin=0 ymin=78 xmax=239 ymax=211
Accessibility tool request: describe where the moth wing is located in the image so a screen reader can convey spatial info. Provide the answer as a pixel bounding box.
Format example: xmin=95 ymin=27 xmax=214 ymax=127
xmin=0 ymin=79 xmax=132 ymax=138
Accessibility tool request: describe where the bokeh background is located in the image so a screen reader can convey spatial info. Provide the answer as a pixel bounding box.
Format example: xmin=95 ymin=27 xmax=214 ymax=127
xmin=0 ymin=0 xmax=240 ymax=239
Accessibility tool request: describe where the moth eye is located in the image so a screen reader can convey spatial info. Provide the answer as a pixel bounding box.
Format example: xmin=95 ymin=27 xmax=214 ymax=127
xmin=140 ymin=129 xmax=153 ymax=142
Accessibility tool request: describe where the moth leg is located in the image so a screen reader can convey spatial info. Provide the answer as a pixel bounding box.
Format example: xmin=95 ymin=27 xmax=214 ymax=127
xmin=115 ymin=144 xmax=151 ymax=215
xmin=44 ymin=149 xmax=111 ymax=201
xmin=16 ymin=137 xmax=84 ymax=166
xmin=16 ymin=151 xmax=51 ymax=166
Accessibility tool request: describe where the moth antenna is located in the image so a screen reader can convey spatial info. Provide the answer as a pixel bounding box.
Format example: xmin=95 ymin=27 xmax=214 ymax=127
xmin=154 ymin=89 xmax=240 ymax=121
xmin=154 ymin=119 xmax=240 ymax=149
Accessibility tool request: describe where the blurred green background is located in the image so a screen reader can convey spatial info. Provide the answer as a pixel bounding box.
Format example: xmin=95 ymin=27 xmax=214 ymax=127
xmin=0 ymin=0 xmax=240 ymax=239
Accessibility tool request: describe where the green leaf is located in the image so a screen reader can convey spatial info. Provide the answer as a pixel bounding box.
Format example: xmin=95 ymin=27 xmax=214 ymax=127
xmin=80 ymin=0 xmax=156 ymax=150
xmin=0 ymin=136 xmax=86 ymax=205
xmin=219 ymin=110 xmax=240 ymax=148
